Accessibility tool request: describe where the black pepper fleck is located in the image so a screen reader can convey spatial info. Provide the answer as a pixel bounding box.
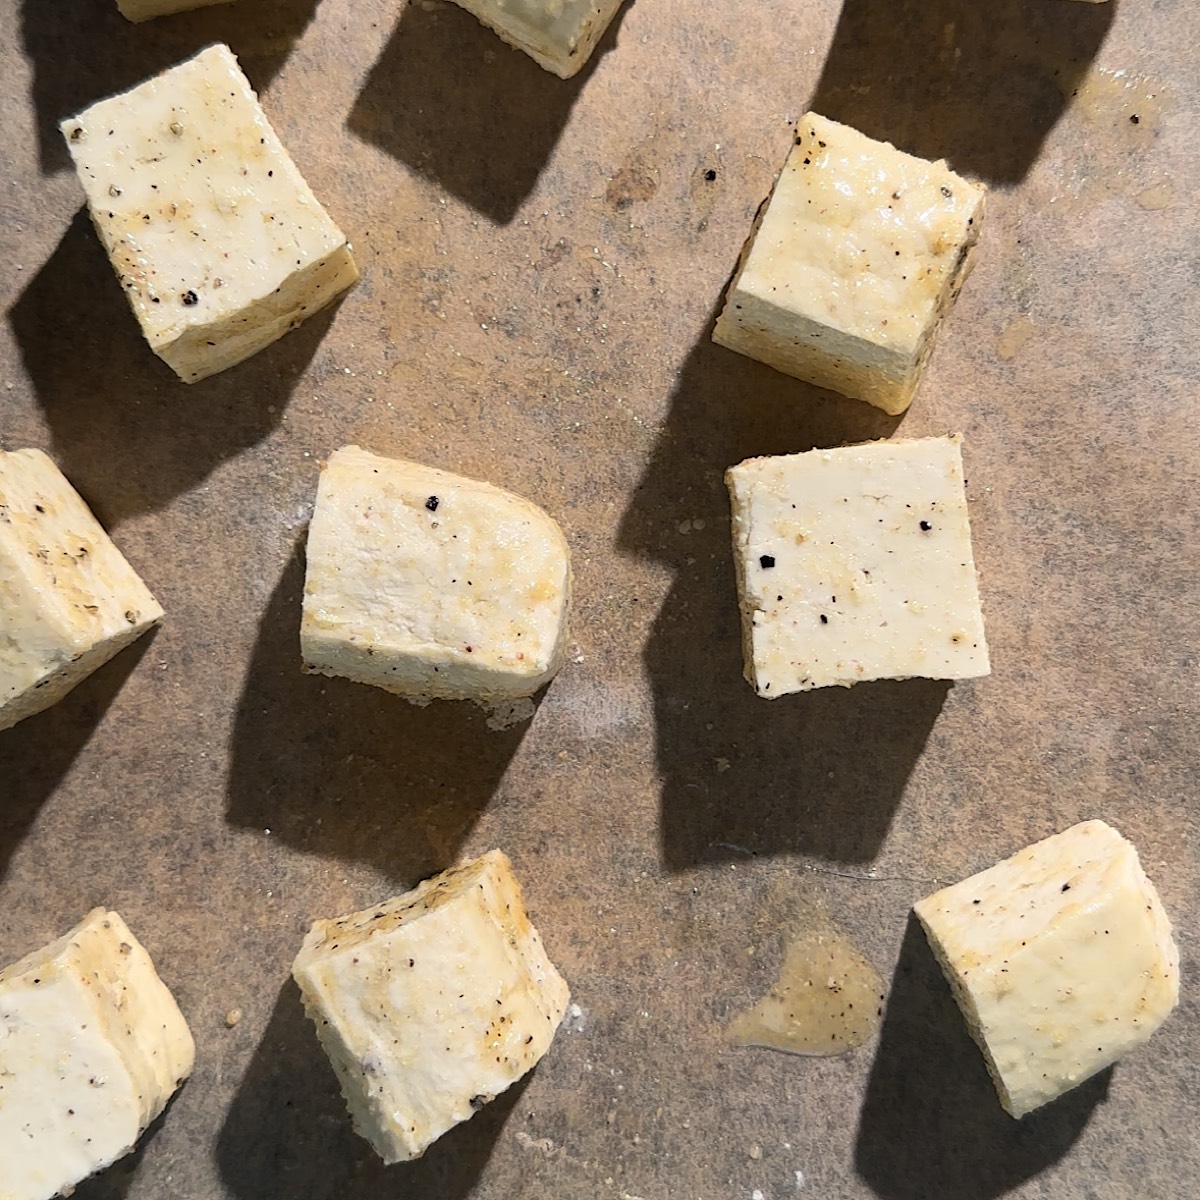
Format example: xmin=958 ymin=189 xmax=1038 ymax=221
xmin=759 ymin=555 xmax=775 ymax=569
xmin=425 ymin=495 xmax=439 ymax=512
xmin=919 ymin=520 xmax=932 ymax=531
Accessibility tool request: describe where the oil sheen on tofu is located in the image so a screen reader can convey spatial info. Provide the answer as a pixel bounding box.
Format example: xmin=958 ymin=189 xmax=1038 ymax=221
xmin=292 ymin=850 xmax=570 ymax=1163
xmin=0 ymin=909 xmax=195 ymax=1200
xmin=61 ymin=44 xmax=357 ymax=383
xmin=0 ymin=448 xmax=162 ymax=732
xmin=714 ymin=111 xmax=985 ymax=414
xmin=447 ymin=0 xmax=626 ymax=77
xmin=726 ymin=435 xmax=989 ymax=696
xmin=916 ymin=820 xmax=1179 ymax=1118
xmin=302 ymin=445 xmax=571 ymax=706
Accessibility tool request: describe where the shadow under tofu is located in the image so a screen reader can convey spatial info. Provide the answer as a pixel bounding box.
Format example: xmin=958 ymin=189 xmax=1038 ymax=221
xmin=808 ymin=0 xmax=1115 ymax=184
xmin=216 ymin=979 xmax=528 ymax=1199
xmin=347 ymin=0 xmax=628 ymax=225
xmin=855 ymin=916 xmax=1109 ymax=1200
xmin=21 ymin=0 xmax=321 ymax=175
xmin=0 ymin=630 xmax=155 ymax=884
xmin=224 ymin=542 xmax=530 ymax=885
xmin=619 ymin=325 xmax=953 ymax=868
xmin=7 ymin=208 xmax=339 ymax=527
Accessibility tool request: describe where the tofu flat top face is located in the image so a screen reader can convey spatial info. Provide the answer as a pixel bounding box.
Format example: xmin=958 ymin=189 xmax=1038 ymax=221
xmin=0 ymin=909 xmax=195 ymax=1200
xmin=303 ymin=446 xmax=570 ymax=680
xmin=0 ymin=449 xmax=161 ymax=695
xmin=727 ymin=435 xmax=989 ymax=694
xmin=916 ymin=821 xmax=1180 ymax=1117
xmin=60 ymin=44 xmax=347 ymax=352
xmin=737 ymin=112 xmax=984 ymax=357
xmin=294 ymin=850 xmax=569 ymax=1161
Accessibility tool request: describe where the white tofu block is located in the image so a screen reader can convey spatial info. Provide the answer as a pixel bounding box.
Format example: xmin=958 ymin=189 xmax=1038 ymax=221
xmin=0 ymin=449 xmax=163 ymax=733
xmin=116 ymin=0 xmax=232 ymax=21
xmin=0 ymin=909 xmax=195 ymax=1200
xmin=292 ymin=849 xmax=570 ymax=1163
xmin=713 ymin=112 xmax=986 ymax=414
xmin=446 ymin=0 xmax=626 ymax=78
xmin=725 ymin=434 xmax=989 ymax=697
xmin=302 ymin=445 xmax=571 ymax=708
xmin=61 ymin=44 xmax=357 ymax=383
xmin=915 ymin=821 xmax=1179 ymax=1118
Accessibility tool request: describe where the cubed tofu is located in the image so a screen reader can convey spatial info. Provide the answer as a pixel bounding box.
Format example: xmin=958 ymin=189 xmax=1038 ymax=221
xmin=116 ymin=0 xmax=231 ymax=21
xmin=713 ymin=112 xmax=985 ymax=414
xmin=725 ymin=434 xmax=989 ymax=696
xmin=292 ymin=849 xmax=570 ymax=1162
xmin=446 ymin=0 xmax=626 ymax=78
xmin=0 ymin=449 xmax=162 ymax=733
xmin=60 ymin=44 xmax=357 ymax=383
xmin=301 ymin=445 xmax=571 ymax=709
xmin=0 ymin=909 xmax=195 ymax=1200
xmin=915 ymin=820 xmax=1179 ymax=1118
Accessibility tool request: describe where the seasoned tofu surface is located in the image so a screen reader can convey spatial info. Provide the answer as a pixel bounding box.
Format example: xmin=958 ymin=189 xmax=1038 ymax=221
xmin=61 ymin=44 xmax=357 ymax=382
xmin=302 ymin=445 xmax=571 ymax=705
xmin=917 ymin=820 xmax=1179 ymax=1117
xmin=727 ymin=434 xmax=989 ymax=696
xmin=0 ymin=909 xmax=195 ymax=1200
xmin=293 ymin=850 xmax=570 ymax=1162
xmin=0 ymin=448 xmax=162 ymax=731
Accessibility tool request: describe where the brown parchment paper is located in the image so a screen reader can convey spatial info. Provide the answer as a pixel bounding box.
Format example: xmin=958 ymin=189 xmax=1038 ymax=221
xmin=1 ymin=0 xmax=1198 ymax=1197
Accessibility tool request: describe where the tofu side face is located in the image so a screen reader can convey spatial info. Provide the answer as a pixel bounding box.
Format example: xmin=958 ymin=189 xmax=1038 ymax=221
xmin=293 ymin=850 xmax=570 ymax=1162
xmin=726 ymin=435 xmax=989 ymax=696
xmin=0 ymin=449 xmax=163 ymax=732
xmin=61 ymin=44 xmax=357 ymax=383
xmin=915 ymin=820 xmax=1180 ymax=1118
xmin=714 ymin=112 xmax=985 ymax=413
xmin=302 ymin=446 xmax=571 ymax=703
xmin=0 ymin=909 xmax=195 ymax=1200
xmin=448 ymin=0 xmax=625 ymax=77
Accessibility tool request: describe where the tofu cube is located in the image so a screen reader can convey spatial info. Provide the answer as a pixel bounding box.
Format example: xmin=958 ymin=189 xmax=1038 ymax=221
xmin=915 ymin=820 xmax=1179 ymax=1118
xmin=713 ymin=112 xmax=985 ymax=414
xmin=61 ymin=44 xmax=357 ymax=383
xmin=292 ymin=849 xmax=570 ymax=1162
xmin=0 ymin=909 xmax=195 ymax=1200
xmin=0 ymin=449 xmax=162 ymax=733
xmin=301 ymin=445 xmax=571 ymax=708
xmin=116 ymin=0 xmax=231 ymax=21
xmin=725 ymin=434 xmax=989 ymax=697
xmin=446 ymin=0 xmax=626 ymax=78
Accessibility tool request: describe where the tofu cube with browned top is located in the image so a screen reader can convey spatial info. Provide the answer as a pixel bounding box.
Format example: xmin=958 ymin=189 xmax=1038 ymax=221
xmin=61 ymin=44 xmax=357 ymax=383
xmin=714 ymin=112 xmax=985 ymax=414
xmin=292 ymin=850 xmax=570 ymax=1162
xmin=0 ymin=449 xmax=162 ymax=733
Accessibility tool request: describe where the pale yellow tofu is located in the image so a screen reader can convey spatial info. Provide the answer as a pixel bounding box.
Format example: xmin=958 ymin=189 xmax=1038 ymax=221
xmin=61 ymin=44 xmax=357 ymax=383
xmin=447 ymin=0 xmax=626 ymax=77
xmin=0 ymin=449 xmax=162 ymax=732
xmin=302 ymin=446 xmax=571 ymax=709
xmin=916 ymin=820 xmax=1179 ymax=1118
xmin=0 ymin=909 xmax=195 ymax=1200
xmin=292 ymin=850 xmax=570 ymax=1162
xmin=726 ymin=435 xmax=988 ymax=696
xmin=714 ymin=112 xmax=985 ymax=414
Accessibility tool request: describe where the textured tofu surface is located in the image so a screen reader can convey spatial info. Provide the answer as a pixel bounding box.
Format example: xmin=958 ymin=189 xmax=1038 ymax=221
xmin=0 ymin=449 xmax=162 ymax=732
xmin=0 ymin=909 xmax=195 ymax=1200
xmin=61 ymin=44 xmax=357 ymax=383
xmin=447 ymin=0 xmax=625 ymax=77
xmin=302 ymin=445 xmax=571 ymax=705
xmin=292 ymin=850 xmax=570 ymax=1163
xmin=713 ymin=112 xmax=985 ymax=414
xmin=116 ymin=0 xmax=231 ymax=21
xmin=916 ymin=820 xmax=1179 ymax=1118
xmin=726 ymin=435 xmax=988 ymax=696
